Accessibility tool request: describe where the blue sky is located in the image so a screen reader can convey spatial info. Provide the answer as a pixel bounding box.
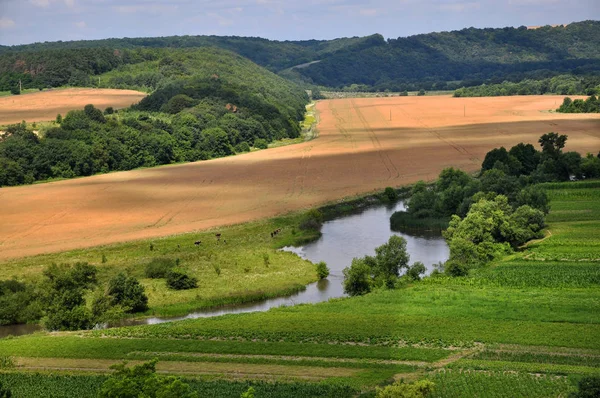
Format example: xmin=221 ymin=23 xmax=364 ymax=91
xmin=0 ymin=0 xmax=598 ymax=46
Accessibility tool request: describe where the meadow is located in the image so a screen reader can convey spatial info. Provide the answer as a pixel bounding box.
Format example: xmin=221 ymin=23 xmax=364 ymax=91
xmin=0 ymin=181 xmax=598 ymax=396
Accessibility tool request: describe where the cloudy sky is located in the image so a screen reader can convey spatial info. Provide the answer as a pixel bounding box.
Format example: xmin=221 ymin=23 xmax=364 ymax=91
xmin=0 ymin=0 xmax=598 ymax=46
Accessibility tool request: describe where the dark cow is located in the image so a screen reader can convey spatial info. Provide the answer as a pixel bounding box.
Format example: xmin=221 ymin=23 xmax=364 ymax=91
xmin=194 ymin=240 xmax=201 ymax=246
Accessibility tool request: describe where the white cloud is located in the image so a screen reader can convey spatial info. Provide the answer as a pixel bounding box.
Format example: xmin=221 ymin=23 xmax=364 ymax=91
xmin=0 ymin=18 xmax=16 ymax=29
xmin=74 ymin=21 xmax=86 ymax=28
xmin=64 ymin=0 xmax=75 ymax=7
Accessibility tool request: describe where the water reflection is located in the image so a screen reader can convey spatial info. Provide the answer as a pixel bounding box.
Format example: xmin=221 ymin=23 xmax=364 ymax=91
xmin=0 ymin=201 xmax=449 ymax=337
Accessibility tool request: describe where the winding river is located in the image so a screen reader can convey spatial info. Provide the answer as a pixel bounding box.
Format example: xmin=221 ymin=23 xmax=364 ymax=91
xmin=0 ymin=201 xmax=449 ymax=338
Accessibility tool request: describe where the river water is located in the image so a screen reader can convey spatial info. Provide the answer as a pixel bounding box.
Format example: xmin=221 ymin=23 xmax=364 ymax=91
xmin=0 ymin=201 xmax=449 ymax=337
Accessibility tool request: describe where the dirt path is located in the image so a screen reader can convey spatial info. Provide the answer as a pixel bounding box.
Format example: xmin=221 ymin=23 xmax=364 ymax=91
xmin=13 ymin=357 xmax=357 ymax=380
xmin=1 ymin=95 xmax=599 ymax=260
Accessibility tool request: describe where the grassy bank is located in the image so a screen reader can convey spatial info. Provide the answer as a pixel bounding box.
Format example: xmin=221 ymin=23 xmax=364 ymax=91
xmin=0 ymin=181 xmax=598 ymax=397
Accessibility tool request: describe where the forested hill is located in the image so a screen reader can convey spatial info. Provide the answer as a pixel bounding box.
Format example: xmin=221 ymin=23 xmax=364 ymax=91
xmin=0 ymin=35 xmax=372 ymax=72
xmin=0 ymin=48 xmax=309 ymax=186
xmin=1 ymin=20 xmax=599 ymax=93
xmin=297 ymin=20 xmax=600 ymax=90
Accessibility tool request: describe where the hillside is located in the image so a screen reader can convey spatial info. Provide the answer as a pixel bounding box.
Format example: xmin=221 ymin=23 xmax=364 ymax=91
xmin=0 ymin=47 xmax=309 ymax=186
xmin=297 ymin=20 xmax=600 ymax=90
xmin=2 ymin=21 xmax=599 ymax=93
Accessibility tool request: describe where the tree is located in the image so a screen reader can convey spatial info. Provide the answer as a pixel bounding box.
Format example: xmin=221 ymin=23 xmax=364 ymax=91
xmin=99 ymin=359 xmax=198 ymax=398
xmin=253 ymin=138 xmax=268 ymax=149
xmin=406 ymin=262 xmax=426 ymax=281
xmin=374 ymin=235 xmax=410 ymax=281
xmin=343 ymin=258 xmax=372 ymax=296
xmin=316 ymin=261 xmax=330 ymax=279
xmin=107 ymin=273 xmax=149 ymax=313
xmin=539 ymin=132 xmax=567 ymax=158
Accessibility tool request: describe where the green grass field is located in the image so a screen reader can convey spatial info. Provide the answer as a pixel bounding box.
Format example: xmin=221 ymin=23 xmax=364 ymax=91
xmin=0 ymin=181 xmax=599 ymax=396
xmin=0 ymin=212 xmax=320 ymax=318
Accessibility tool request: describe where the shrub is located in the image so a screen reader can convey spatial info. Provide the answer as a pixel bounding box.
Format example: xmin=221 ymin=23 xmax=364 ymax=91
xmin=166 ymin=271 xmax=198 ymax=290
xmin=104 ymin=107 xmax=114 ymax=115
xmin=406 ymin=261 xmax=426 ymax=280
xmin=108 ymin=273 xmax=148 ymax=313
xmin=445 ymin=261 xmax=469 ymax=277
xmin=99 ymin=359 xmax=197 ymax=398
xmin=376 ymin=379 xmax=434 ymax=398
xmin=299 ymin=209 xmax=324 ymax=231
xmin=316 ymin=261 xmax=330 ymax=279
xmin=235 ymin=141 xmax=251 ymax=153
xmin=570 ymin=376 xmax=600 ymax=398
xmin=418 ymin=89 xmax=426 ymax=96
xmin=384 ymin=186 xmax=398 ymax=202
xmin=254 ymin=138 xmax=268 ymax=149
xmin=145 ymin=258 xmax=176 ymax=279
xmin=0 ymin=380 xmax=11 ymax=398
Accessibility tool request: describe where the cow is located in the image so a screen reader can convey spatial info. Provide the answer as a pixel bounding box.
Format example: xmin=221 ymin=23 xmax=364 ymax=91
xmin=194 ymin=240 xmax=201 ymax=246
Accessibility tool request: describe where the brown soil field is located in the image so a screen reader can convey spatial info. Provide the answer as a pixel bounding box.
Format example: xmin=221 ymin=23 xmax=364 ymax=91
xmin=1 ymin=95 xmax=599 ymax=260
xmin=0 ymin=88 xmax=146 ymax=125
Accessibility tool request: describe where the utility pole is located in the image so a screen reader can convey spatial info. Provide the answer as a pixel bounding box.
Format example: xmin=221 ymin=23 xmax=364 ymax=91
xmin=19 ymin=79 xmax=22 ymax=94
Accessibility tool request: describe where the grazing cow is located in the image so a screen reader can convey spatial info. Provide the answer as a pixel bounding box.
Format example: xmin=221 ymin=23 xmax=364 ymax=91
xmin=215 ymin=233 xmax=222 ymax=240
xmin=194 ymin=240 xmax=201 ymax=246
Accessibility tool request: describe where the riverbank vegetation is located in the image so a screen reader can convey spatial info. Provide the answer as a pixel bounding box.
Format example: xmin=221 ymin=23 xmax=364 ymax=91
xmin=0 ymin=180 xmax=598 ymax=396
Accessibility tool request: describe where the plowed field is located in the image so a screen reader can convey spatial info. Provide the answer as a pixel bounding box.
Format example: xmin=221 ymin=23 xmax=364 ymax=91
xmin=1 ymin=95 xmax=599 ymax=259
xmin=0 ymin=88 xmax=146 ymax=125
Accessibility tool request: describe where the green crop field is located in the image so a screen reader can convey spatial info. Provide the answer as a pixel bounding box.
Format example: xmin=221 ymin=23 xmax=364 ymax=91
xmin=0 ymin=181 xmax=599 ymax=397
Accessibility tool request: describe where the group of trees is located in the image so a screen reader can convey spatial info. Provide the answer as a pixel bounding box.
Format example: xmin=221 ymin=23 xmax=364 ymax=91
xmin=343 ymin=235 xmax=427 ymax=296
xmin=0 ymin=99 xmax=299 ymax=187
xmin=453 ymin=75 xmax=600 ymax=97
xmin=0 ymin=263 xmax=148 ymax=330
xmin=557 ymin=96 xmax=600 ymax=113
xmin=145 ymin=258 xmax=198 ymax=290
xmin=388 ymin=133 xmax=599 ymax=278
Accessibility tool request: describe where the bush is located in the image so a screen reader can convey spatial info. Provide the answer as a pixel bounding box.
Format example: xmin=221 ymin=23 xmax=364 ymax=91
xmin=406 ymin=261 xmax=426 ymax=280
xmin=299 ymin=209 xmax=324 ymax=231
xmin=570 ymin=376 xmax=600 ymax=398
xmin=445 ymin=261 xmax=469 ymax=277
xmin=384 ymin=187 xmax=398 ymax=202
xmin=99 ymin=359 xmax=197 ymax=398
xmin=254 ymin=138 xmax=268 ymax=149
xmin=0 ymin=380 xmax=11 ymax=398
xmin=376 ymin=379 xmax=434 ymax=398
xmin=316 ymin=261 xmax=330 ymax=279
xmin=166 ymin=271 xmax=198 ymax=290
xmin=108 ymin=273 xmax=149 ymax=313
xmin=104 ymin=107 xmax=114 ymax=115
xmin=145 ymin=258 xmax=176 ymax=279
xmin=235 ymin=141 xmax=251 ymax=153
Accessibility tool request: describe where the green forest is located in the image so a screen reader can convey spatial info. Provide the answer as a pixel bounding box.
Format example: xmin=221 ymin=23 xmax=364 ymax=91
xmin=1 ymin=21 xmax=599 ymax=93
xmin=0 ymin=48 xmax=308 ymax=187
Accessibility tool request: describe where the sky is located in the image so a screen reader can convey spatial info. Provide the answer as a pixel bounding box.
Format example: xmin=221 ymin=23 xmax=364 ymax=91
xmin=0 ymin=0 xmax=599 ymax=46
